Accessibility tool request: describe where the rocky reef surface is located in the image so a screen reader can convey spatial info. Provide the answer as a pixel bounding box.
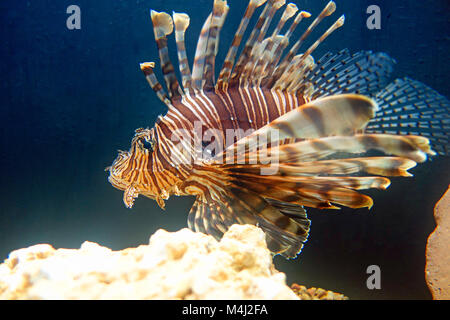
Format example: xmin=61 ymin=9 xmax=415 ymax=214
xmin=290 ymin=284 xmax=348 ymax=300
xmin=2 ymin=185 xmax=447 ymax=300
xmin=1 ymin=224 xmax=347 ymax=300
xmin=425 ymin=186 xmax=450 ymax=300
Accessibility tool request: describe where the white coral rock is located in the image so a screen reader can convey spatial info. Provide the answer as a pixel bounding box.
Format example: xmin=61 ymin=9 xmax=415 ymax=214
xmin=0 ymin=224 xmax=298 ymax=300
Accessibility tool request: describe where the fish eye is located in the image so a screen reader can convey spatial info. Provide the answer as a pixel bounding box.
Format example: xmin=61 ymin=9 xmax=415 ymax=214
xmin=139 ymin=137 xmax=154 ymax=152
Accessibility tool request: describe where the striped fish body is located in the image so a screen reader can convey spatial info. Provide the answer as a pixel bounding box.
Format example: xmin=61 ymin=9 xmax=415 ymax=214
xmin=165 ymin=87 xmax=306 ymax=150
xmin=109 ymin=87 xmax=303 ymax=201
xmin=107 ymin=0 xmax=449 ymax=258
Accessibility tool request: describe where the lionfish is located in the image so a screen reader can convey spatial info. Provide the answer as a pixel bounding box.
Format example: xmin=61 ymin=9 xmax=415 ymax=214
xmin=107 ymin=0 xmax=449 ymax=258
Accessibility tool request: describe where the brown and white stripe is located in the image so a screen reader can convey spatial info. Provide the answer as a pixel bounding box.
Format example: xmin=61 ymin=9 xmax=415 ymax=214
xmin=267 ymin=1 xmax=336 ymax=88
xmin=107 ymin=0 xmax=445 ymax=259
xmin=173 ymin=12 xmax=192 ymax=91
xmin=151 ymin=10 xmax=184 ymax=99
xmin=217 ymin=0 xmax=267 ymax=91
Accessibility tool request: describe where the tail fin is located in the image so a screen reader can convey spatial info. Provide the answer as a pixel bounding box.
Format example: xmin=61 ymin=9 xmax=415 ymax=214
xmin=296 ymin=50 xmax=396 ymax=100
xmin=367 ymin=77 xmax=450 ymax=155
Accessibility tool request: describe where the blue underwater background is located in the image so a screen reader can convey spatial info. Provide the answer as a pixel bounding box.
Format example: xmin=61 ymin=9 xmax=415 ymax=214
xmin=0 ymin=0 xmax=449 ymax=299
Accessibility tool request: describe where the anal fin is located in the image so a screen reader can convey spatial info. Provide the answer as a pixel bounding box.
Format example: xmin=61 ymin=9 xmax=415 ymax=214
xmin=187 ymin=187 xmax=310 ymax=259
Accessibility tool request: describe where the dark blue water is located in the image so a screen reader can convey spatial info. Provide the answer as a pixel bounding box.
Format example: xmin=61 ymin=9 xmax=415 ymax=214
xmin=0 ymin=0 xmax=449 ymax=299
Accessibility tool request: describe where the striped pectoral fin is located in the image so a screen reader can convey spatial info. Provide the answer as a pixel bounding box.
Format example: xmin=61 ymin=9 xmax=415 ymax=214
xmin=228 ymin=157 xmax=418 ymax=177
xmin=216 ymin=135 xmax=430 ymax=212
xmin=235 ymin=133 xmax=434 ymax=166
xmin=215 ymin=93 xmax=378 ymax=161
xmin=301 ymin=185 xmax=375 ymax=209
xmin=229 ymin=174 xmax=380 ymax=209
xmin=368 ymin=77 xmax=450 ymax=155
xmin=233 ymin=174 xmax=391 ymax=191
xmin=267 ymin=93 xmax=378 ymax=139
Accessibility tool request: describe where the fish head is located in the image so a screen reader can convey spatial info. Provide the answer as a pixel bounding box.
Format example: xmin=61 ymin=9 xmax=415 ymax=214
xmin=107 ymin=127 xmax=175 ymax=209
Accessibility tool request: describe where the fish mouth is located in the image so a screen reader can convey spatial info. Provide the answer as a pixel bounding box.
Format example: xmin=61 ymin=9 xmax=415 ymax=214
xmin=106 ymin=158 xmax=129 ymax=191
xmin=106 ymin=150 xmax=132 ymax=183
xmin=107 ymin=171 xmax=127 ymax=192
